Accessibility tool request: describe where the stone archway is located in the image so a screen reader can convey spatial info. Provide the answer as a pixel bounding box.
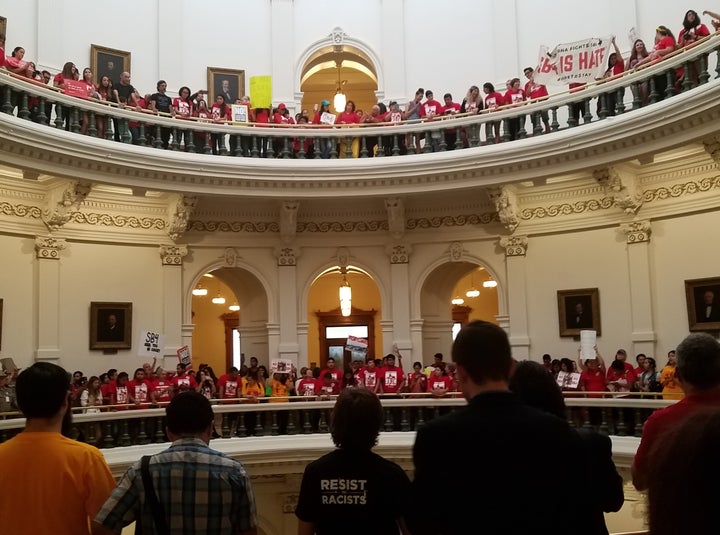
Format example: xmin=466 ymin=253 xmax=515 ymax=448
xmin=296 ymin=27 xmax=382 ymax=115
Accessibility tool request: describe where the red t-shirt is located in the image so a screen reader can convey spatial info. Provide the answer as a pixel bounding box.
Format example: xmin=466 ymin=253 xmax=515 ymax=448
xmin=427 ymin=375 xmax=453 ymax=393
xmin=380 ymin=366 xmax=405 ymax=394
xmin=218 ymin=376 xmax=240 ymax=399
xmin=173 ymin=97 xmax=193 ymax=117
xmin=484 ymin=92 xmax=505 ymax=110
xmin=318 ymin=368 xmax=342 ymax=395
xmin=358 ymin=368 xmax=380 ymax=390
xmin=678 ymin=24 xmax=710 ymax=46
xmin=172 ymin=374 xmax=197 ymax=392
xmin=127 ymin=379 xmax=153 ymax=405
xmin=503 ymin=89 xmax=525 ymax=105
xmin=633 ymin=389 xmax=720 ymax=489
xmin=211 ymin=104 xmax=231 ymax=121
xmin=152 ymin=380 xmax=172 ymax=403
xmin=297 ymin=378 xmax=320 ymax=396
xmin=337 ymin=111 xmax=360 ymax=124
xmin=580 ymin=368 xmax=606 ymax=397
xmin=112 ymin=384 xmax=130 ymax=410
xmin=420 ymin=100 xmax=442 ymax=118
xmin=525 ymin=82 xmax=549 ymax=100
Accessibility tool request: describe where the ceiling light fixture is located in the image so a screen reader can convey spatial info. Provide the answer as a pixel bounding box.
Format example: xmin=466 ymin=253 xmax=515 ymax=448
xmin=451 ymin=297 xmax=465 ymax=305
xmin=192 ymin=284 xmax=208 ymax=296
xmin=228 ymin=304 xmax=240 ymax=312
xmin=483 ymin=280 xmax=498 ymax=288
xmin=212 ymin=292 xmax=226 ymax=305
xmin=332 ymin=59 xmax=347 ymax=113
xmin=339 ymin=269 xmax=352 ymax=317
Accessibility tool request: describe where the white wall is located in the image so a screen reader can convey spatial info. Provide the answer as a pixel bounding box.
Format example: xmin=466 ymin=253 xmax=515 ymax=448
xmin=0 ymin=0 xmax=689 ymax=102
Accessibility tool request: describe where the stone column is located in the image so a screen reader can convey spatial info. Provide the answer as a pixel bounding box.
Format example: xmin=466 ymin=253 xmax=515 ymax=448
xmin=387 ymin=244 xmax=413 ymax=365
xmin=276 ymin=247 xmax=299 ymax=368
xmin=499 ymin=235 xmax=530 ymax=360
xmin=620 ymin=220 xmax=656 ymax=358
xmin=409 ymin=319 xmax=425 ymax=364
xmin=296 ymin=322 xmax=310 ymax=367
xmin=34 ymin=236 xmax=67 ymax=362
xmin=159 ymin=245 xmax=188 ymax=360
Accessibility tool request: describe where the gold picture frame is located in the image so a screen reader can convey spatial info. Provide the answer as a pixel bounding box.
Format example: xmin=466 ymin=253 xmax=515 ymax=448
xmin=685 ymin=277 xmax=720 ymax=331
xmin=90 ymin=44 xmax=131 ymax=84
xmin=207 ymin=67 xmax=245 ymax=105
xmin=90 ymin=301 xmax=132 ymax=350
xmin=557 ymin=288 xmax=601 ymax=337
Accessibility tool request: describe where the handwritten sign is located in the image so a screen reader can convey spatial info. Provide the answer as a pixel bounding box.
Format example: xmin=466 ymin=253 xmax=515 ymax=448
xmin=580 ymin=330 xmax=597 ymax=360
xmin=346 ymin=335 xmax=368 ymax=354
xmin=249 ymin=76 xmax=272 ymax=109
xmin=138 ymin=330 xmax=165 ymax=356
xmin=232 ymin=104 xmax=249 ymax=122
xmin=557 ymin=371 xmax=581 ymax=390
xmin=177 ymin=345 xmax=191 ymax=367
xmin=534 ymin=36 xmax=613 ymax=85
xmin=320 ymin=112 xmax=336 ymax=125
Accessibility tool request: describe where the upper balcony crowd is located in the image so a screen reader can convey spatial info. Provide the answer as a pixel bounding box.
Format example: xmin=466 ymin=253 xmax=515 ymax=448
xmin=1 ymin=9 xmax=719 ymax=160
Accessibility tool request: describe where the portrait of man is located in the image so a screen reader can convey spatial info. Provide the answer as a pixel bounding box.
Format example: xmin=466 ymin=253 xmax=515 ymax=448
xmin=695 ymin=287 xmax=720 ymax=323
xmin=207 ymin=68 xmax=245 ymax=106
xmin=215 ymin=77 xmax=236 ymax=105
xmin=97 ymin=310 xmax=124 ymax=342
xmin=566 ymin=296 xmax=593 ymax=329
xmin=96 ymin=52 xmax=122 ymax=84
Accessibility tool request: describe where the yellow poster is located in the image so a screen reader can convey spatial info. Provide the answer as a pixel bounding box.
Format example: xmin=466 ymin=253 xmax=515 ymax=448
xmin=249 ymin=76 xmax=272 ymax=109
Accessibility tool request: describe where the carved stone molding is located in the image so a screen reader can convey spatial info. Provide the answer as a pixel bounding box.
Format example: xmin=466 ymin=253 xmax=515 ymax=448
xmin=620 ymin=220 xmax=652 ymax=243
xmin=277 ymin=247 xmax=297 ymax=266
xmin=487 ymin=185 xmax=520 ymax=233
xmin=387 ymin=244 xmax=410 ymax=264
xmin=336 ymin=247 xmax=350 ymax=268
xmin=224 ymin=247 xmax=240 ymax=267
xmin=35 ymin=235 xmax=67 ymax=259
xmin=166 ymin=195 xmax=197 ymax=242
xmin=384 ymin=197 xmax=406 ymax=239
xmin=449 ymin=241 xmax=465 ymax=262
xmin=594 ymin=166 xmax=643 ymax=215
xmin=42 ymin=180 xmax=92 ymax=232
xmin=159 ymin=245 xmax=188 ymax=265
xmin=279 ymin=200 xmax=299 ymax=244
xmin=703 ymin=134 xmax=720 ymax=166
xmin=499 ymin=235 xmax=528 ymax=257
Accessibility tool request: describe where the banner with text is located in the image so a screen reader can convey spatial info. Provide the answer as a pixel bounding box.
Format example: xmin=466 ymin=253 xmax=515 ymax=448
xmin=177 ymin=345 xmax=191 ymax=368
xmin=346 ymin=335 xmax=368 ymax=355
xmin=534 ymin=36 xmax=613 ymax=86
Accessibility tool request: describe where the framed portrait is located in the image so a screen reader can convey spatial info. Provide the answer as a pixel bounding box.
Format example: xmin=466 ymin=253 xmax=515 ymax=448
xmin=207 ymin=67 xmax=245 ymax=105
xmin=557 ymin=288 xmax=601 ymax=337
xmin=90 ymin=302 xmax=132 ymax=350
xmin=0 ymin=17 xmax=7 ymax=41
xmin=90 ymin=44 xmax=131 ymax=85
xmin=685 ymin=277 xmax=720 ymax=331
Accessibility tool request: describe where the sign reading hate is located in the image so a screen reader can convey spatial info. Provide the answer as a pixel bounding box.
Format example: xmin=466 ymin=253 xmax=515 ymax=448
xmin=534 ymin=36 xmax=613 ymax=85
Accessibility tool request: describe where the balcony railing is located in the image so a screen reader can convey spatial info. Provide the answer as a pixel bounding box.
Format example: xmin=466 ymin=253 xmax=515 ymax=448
xmin=2 ymin=33 xmax=720 ymax=161
xmin=0 ymin=392 xmax=672 ymax=449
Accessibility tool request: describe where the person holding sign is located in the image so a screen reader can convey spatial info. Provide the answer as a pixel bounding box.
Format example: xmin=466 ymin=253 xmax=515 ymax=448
xmin=312 ymin=100 xmax=335 ymax=159
xmin=483 ymin=82 xmax=505 ymax=144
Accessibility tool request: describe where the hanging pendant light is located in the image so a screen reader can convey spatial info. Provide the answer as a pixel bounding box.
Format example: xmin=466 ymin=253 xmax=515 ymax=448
xmin=451 ymin=296 xmax=465 ymax=305
xmin=339 ymin=270 xmax=352 ymax=317
xmin=192 ymin=284 xmax=208 ymax=296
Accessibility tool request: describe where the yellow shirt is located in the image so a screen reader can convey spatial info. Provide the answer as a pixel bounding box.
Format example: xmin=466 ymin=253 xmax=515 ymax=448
xmin=270 ymin=377 xmax=292 ymax=402
xmin=0 ymin=431 xmax=116 ymax=535
xmin=660 ymin=365 xmax=684 ymax=400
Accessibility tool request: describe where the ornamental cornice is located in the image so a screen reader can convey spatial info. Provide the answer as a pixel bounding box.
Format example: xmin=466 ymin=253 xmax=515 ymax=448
xmin=42 ymin=180 xmax=92 ymax=232
xmin=69 ymin=211 xmax=166 ymax=230
xmin=0 ymin=201 xmax=42 ymax=219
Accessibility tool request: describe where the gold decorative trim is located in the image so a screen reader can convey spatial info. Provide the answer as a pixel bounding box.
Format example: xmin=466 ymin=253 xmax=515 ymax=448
xmin=298 ymin=220 xmax=386 ymax=233
xmin=0 ymin=202 xmax=42 ymax=219
xmin=642 ymin=176 xmax=720 ymax=201
xmin=188 ymin=220 xmax=278 ymax=233
xmin=520 ymin=197 xmax=615 ymax=220
xmin=70 ymin=212 xmax=166 ymax=229
xmin=407 ymin=213 xmax=496 ymax=229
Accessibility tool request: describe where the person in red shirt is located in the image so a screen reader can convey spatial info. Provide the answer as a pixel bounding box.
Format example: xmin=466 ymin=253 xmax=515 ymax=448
xmin=127 ymin=368 xmax=154 ymax=409
xmin=427 ymin=366 xmax=453 ymax=397
xmin=597 ymin=37 xmax=625 ymax=117
xmin=312 ymin=100 xmax=334 ymax=159
xmin=297 ymin=367 xmax=320 ymax=397
xmin=318 ymin=357 xmax=342 ymax=395
xmin=483 ymin=82 xmax=505 ymax=144
xmin=101 ymin=369 xmax=117 ymax=405
xmin=677 ymin=10 xmax=711 ymax=87
xmin=210 ymin=94 xmax=231 ymax=155
xmin=152 ymin=368 xmax=173 ymax=405
xmin=171 ymin=362 xmax=197 ymax=394
xmin=407 ymin=361 xmax=428 ymax=394
xmin=336 ymin=100 xmax=360 ymax=158
xmin=577 ymin=349 xmax=607 ymax=427
xmin=636 ymin=25 xmax=677 ymax=100
xmin=633 ymin=353 xmax=647 ymax=379
xmin=419 ymin=89 xmax=443 ymax=152
xmin=503 ymin=78 xmax=525 ymax=141
xmin=358 ymin=358 xmax=381 ymax=393
xmin=360 ymin=104 xmax=385 ymax=157
xmin=523 ymin=67 xmax=551 ymax=134
xmin=110 ymin=371 xmax=131 ymax=411
xmin=633 ymin=332 xmax=720 ymax=491
xmin=441 ymin=92 xmax=461 ymax=150
xmin=379 ymin=354 xmax=405 ymax=395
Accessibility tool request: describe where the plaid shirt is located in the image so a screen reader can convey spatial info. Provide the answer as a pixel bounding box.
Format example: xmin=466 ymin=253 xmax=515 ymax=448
xmin=95 ymin=437 xmax=257 ymax=534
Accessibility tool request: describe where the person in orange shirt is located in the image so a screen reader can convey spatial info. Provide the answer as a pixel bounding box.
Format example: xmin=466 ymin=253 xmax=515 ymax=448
xmin=270 ymin=372 xmax=296 ymax=434
xmin=660 ymin=350 xmax=684 ymax=400
xmin=241 ymin=372 xmax=265 ymax=436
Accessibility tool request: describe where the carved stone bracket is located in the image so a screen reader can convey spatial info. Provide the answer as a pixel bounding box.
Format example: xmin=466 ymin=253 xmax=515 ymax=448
xmin=279 ymin=200 xmax=299 ymax=244
xmin=594 ymin=166 xmax=643 ymax=215
xmin=620 ymin=220 xmax=652 ymax=243
xmin=167 ymin=195 xmax=197 ymax=242
xmin=384 ymin=197 xmax=406 ymax=239
xmin=277 ymin=247 xmax=298 ymax=266
xmin=448 ymin=241 xmax=465 ymax=262
xmin=387 ymin=244 xmax=410 ymax=264
xmin=336 ymin=247 xmax=350 ymax=268
xmin=223 ymin=248 xmax=240 ymax=267
xmin=703 ymin=134 xmax=720 ymax=166
xmin=499 ymin=235 xmax=528 ymax=257
xmin=159 ymin=245 xmax=188 ymax=265
xmin=35 ymin=235 xmax=67 ymax=259
xmin=42 ymin=180 xmax=92 ymax=232
xmin=281 ymin=493 xmax=300 ymax=514
xmin=486 ymin=185 xmax=520 ymax=233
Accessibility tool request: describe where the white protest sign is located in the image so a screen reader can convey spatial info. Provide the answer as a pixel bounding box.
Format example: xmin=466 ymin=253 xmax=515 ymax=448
xmin=557 ymin=371 xmax=582 ymax=390
xmin=271 ymin=358 xmax=293 ymax=373
xmin=345 ymin=335 xmax=368 ymax=354
xmin=534 ymin=36 xmax=613 ymax=86
xmin=138 ymin=330 xmax=165 ymax=357
xmin=232 ymin=104 xmax=249 ymax=122
xmin=320 ymin=112 xmax=336 ymax=125
xmin=580 ymin=330 xmax=597 ymax=360
xmin=177 ymin=345 xmax=191 ymax=368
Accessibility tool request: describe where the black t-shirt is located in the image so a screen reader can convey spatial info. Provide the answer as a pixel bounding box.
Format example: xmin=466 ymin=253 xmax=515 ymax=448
xmin=114 ymin=83 xmax=136 ymax=103
xmin=295 ymin=448 xmax=411 ymax=535
xmin=150 ymin=92 xmax=172 ymax=113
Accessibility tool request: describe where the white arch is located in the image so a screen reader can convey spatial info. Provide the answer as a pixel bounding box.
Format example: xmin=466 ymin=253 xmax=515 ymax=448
xmin=293 ymin=28 xmax=385 ymax=103
xmin=184 ymin=260 xmax=277 ymax=325
xmin=412 ymin=254 xmax=506 ymax=319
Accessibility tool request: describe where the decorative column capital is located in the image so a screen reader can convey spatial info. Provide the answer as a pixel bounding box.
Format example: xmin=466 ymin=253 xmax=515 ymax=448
xmin=159 ymin=245 xmax=188 ymax=265
xmin=386 ymin=244 xmax=410 ymax=264
xmin=620 ymin=220 xmax=652 ymax=243
xmin=499 ymin=235 xmax=528 ymax=256
xmin=276 ymin=246 xmax=298 ymax=266
xmin=35 ymin=235 xmax=67 ymax=259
